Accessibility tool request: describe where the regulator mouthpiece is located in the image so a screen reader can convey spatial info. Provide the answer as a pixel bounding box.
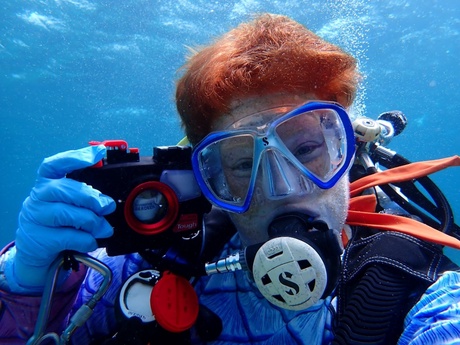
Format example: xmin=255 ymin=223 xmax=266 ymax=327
xmin=204 ymin=213 xmax=342 ymax=311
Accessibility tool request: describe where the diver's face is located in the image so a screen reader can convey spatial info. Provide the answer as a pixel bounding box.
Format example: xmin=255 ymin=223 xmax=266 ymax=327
xmin=213 ymin=93 xmax=350 ymax=247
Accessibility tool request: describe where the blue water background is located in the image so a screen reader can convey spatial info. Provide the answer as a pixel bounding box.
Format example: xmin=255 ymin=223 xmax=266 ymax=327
xmin=1 ymin=0 xmax=459 ymax=259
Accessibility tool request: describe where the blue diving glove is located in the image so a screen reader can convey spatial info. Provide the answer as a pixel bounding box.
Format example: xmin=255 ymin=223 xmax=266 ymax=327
xmin=4 ymin=145 xmax=116 ymax=293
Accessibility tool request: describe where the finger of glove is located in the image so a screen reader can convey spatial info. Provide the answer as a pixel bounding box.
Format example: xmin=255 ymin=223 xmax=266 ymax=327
xmin=32 ymin=176 xmax=116 ymax=216
xmin=15 ymin=220 xmax=100 ymax=267
xmin=21 ymin=197 xmax=114 ymax=240
xmin=38 ymin=145 xmax=106 ymax=179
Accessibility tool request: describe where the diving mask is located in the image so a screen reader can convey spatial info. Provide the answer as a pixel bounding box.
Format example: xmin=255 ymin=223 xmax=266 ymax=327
xmin=192 ymin=101 xmax=355 ymax=213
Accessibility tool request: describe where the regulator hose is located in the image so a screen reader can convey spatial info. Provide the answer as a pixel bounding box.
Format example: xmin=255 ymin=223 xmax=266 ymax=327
xmin=370 ymin=145 xmax=458 ymax=236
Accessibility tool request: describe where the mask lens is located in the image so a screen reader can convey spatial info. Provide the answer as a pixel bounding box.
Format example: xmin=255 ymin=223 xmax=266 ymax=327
xmin=197 ymin=134 xmax=255 ymax=207
xmin=275 ymin=109 xmax=346 ymax=182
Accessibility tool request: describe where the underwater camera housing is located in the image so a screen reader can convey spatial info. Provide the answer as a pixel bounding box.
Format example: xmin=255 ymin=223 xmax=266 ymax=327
xmin=67 ymin=140 xmax=211 ymax=256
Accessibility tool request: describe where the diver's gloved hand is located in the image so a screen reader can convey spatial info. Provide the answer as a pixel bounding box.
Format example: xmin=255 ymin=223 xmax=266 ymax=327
xmin=4 ymin=145 xmax=116 ymax=294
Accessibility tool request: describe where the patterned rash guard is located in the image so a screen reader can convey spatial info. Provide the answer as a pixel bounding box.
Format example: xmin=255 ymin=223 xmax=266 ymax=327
xmin=1 ymin=235 xmax=460 ymax=344
xmin=70 ymin=236 xmax=335 ymax=345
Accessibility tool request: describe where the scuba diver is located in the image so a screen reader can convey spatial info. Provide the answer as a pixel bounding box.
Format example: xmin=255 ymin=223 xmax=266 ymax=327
xmin=1 ymin=13 xmax=460 ymax=345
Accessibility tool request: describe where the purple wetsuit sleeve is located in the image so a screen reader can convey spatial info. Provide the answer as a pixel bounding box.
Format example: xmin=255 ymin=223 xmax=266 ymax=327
xmin=0 ymin=243 xmax=87 ymax=344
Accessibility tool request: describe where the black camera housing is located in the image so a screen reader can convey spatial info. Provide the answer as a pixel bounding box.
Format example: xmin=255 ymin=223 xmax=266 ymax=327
xmin=68 ymin=140 xmax=211 ymax=256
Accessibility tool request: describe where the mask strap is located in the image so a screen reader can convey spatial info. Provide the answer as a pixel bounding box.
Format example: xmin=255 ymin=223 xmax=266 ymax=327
xmin=347 ymin=155 xmax=460 ymax=249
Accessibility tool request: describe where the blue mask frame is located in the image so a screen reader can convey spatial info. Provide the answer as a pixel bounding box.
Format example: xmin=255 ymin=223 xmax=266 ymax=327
xmin=192 ymin=101 xmax=356 ymax=213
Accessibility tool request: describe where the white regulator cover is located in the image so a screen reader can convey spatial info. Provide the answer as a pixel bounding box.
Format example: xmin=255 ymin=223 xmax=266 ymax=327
xmin=353 ymin=117 xmax=381 ymax=142
xmin=252 ymin=237 xmax=327 ymax=311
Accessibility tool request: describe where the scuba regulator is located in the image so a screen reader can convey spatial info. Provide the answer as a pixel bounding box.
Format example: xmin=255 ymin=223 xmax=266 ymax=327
xmin=204 ymin=215 xmax=342 ymax=311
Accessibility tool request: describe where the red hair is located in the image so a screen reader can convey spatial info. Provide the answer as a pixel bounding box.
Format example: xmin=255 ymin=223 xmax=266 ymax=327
xmin=176 ymin=13 xmax=360 ymax=144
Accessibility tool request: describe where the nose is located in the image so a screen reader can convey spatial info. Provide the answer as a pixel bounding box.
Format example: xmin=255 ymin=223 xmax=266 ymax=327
xmin=259 ymin=149 xmax=315 ymax=199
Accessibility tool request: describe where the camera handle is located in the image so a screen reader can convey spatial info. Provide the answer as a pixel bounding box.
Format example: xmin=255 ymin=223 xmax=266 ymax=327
xmin=27 ymin=252 xmax=113 ymax=345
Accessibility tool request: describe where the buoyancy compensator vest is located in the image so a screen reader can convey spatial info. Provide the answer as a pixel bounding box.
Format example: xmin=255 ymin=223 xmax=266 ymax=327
xmin=332 ymin=130 xmax=460 ymax=345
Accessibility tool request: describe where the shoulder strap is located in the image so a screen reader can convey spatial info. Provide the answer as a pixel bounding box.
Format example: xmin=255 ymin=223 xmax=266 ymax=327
xmin=347 ymin=155 xmax=460 ymax=249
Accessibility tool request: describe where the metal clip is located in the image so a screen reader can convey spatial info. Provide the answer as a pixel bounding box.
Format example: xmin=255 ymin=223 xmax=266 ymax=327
xmin=27 ymin=251 xmax=112 ymax=345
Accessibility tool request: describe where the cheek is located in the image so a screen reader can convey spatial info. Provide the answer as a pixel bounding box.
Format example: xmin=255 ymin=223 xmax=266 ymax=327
xmin=308 ymin=144 xmax=330 ymax=177
xmin=224 ymin=173 xmax=249 ymax=200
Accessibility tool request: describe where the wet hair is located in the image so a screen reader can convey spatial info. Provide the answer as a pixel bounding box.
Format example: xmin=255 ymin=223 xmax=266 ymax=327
xmin=175 ymin=13 xmax=360 ymax=145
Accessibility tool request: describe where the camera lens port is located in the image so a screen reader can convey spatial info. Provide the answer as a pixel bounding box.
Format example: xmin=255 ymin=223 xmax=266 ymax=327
xmin=125 ymin=181 xmax=179 ymax=235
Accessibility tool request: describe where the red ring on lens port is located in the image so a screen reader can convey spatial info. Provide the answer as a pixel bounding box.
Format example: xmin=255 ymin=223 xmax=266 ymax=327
xmin=124 ymin=181 xmax=179 ymax=235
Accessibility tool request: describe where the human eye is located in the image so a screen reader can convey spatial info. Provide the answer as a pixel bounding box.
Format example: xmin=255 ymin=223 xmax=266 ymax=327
xmin=292 ymin=141 xmax=324 ymax=164
xmin=229 ymin=158 xmax=253 ymax=177
xmin=220 ymin=136 xmax=254 ymax=178
xmin=221 ymin=147 xmax=254 ymax=178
